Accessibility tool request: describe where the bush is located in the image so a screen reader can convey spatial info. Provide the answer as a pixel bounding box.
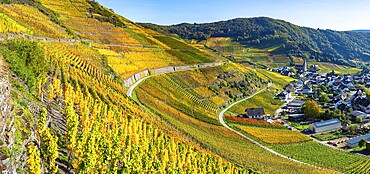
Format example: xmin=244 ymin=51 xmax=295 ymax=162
xmin=1 ymin=39 xmax=50 ymax=92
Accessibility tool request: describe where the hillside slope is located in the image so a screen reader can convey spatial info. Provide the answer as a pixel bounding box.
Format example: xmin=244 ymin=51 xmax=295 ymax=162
xmin=140 ymin=17 xmax=370 ymax=66
xmin=0 ymin=0 xmax=250 ymax=173
xmin=0 ymin=1 xmax=355 ymax=174
xmin=0 ymin=0 xmax=223 ymax=79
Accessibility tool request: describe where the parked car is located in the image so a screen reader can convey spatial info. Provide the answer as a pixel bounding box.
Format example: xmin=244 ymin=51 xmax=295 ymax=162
xmin=302 ymin=129 xmax=312 ymax=134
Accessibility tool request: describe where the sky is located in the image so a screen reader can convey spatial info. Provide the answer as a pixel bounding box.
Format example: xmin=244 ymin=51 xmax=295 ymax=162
xmin=96 ymin=0 xmax=370 ymax=31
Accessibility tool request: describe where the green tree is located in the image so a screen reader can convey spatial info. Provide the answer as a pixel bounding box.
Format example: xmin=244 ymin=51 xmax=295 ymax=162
xmin=356 ymin=116 xmax=363 ymax=123
xmin=359 ymin=138 xmax=367 ymax=148
xmin=348 ymin=124 xmax=359 ymax=134
xmin=302 ymin=100 xmax=321 ymax=119
xmin=319 ymin=93 xmax=330 ymax=104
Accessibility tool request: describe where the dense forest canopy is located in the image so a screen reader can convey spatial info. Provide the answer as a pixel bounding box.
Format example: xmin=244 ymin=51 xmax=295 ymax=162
xmin=140 ymin=17 xmax=370 ymax=65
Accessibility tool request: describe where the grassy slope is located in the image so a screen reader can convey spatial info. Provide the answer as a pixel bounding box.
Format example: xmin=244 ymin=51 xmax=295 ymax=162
xmin=313 ymin=62 xmax=361 ymax=74
xmin=203 ymin=37 xmax=290 ymax=68
xmin=227 ymin=69 xmax=294 ymax=116
xmin=228 ymin=88 xmax=283 ymax=115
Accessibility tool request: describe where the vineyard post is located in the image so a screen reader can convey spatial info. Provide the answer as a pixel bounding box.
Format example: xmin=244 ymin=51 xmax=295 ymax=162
xmin=191 ymin=100 xmax=195 ymax=116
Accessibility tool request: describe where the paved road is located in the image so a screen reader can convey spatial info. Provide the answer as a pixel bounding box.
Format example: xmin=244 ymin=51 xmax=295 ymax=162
xmin=126 ymin=62 xmax=224 ymax=96
xmin=127 ymin=67 xmax=321 ymax=169
xmin=218 ymin=87 xmax=321 ymax=169
xmin=275 ymin=95 xmax=297 ymax=118
xmin=127 ymin=76 xmax=150 ymax=98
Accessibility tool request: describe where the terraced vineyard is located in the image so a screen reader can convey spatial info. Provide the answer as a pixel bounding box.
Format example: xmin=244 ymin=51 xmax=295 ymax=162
xmin=0 ymin=4 xmax=68 ymax=37
xmin=31 ymin=0 xmax=220 ymax=79
xmin=154 ymin=35 xmax=215 ymax=63
xmin=226 ymin=69 xmax=293 ymax=117
xmin=135 ymin=65 xmax=338 ymax=174
xmin=1 ymin=37 xmax=257 ymax=173
xmin=205 ymin=37 xmax=246 ymax=55
xmin=256 ymin=69 xmax=295 ymax=88
xmin=0 ymin=13 xmax=31 ymax=34
xmin=0 ymin=2 xmax=254 ymax=173
xmin=345 ymin=159 xmax=370 ymax=174
xmin=314 ymin=62 xmax=361 ymax=74
xmin=203 ymin=37 xmax=291 ymax=67
xmin=136 ymin=64 xmax=267 ymax=124
xmin=1 ymin=0 xmax=369 ymax=173
xmin=270 ymin=141 xmax=370 ymax=172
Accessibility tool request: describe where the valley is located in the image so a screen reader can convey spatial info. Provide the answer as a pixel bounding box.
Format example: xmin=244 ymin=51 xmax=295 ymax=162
xmin=0 ymin=0 xmax=370 ymax=174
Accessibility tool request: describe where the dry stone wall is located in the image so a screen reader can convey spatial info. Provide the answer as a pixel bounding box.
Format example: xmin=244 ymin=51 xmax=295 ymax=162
xmin=0 ymin=58 xmax=14 ymax=174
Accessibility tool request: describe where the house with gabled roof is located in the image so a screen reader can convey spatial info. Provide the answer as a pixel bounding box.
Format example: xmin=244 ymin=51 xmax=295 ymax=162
xmin=347 ymin=133 xmax=370 ymax=148
xmin=276 ymin=91 xmax=288 ymax=101
xmin=302 ymin=85 xmax=312 ymax=94
xmin=353 ymin=97 xmax=370 ymax=114
xmin=245 ymin=108 xmax=265 ymax=119
xmin=284 ymin=84 xmax=295 ymax=92
xmin=333 ymin=92 xmax=347 ymax=102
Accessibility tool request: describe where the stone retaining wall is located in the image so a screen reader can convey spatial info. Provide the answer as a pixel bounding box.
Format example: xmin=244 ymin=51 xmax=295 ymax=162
xmin=122 ymin=62 xmax=226 ymax=87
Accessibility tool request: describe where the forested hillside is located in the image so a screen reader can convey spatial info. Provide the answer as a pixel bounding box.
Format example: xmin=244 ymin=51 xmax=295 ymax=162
xmin=141 ymin=17 xmax=370 ymax=66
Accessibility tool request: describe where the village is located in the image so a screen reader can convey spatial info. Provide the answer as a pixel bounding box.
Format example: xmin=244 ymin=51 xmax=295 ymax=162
xmin=239 ymin=59 xmax=370 ymax=155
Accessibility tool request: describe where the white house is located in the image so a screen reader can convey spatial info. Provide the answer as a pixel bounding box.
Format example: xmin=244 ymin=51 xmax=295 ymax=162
xmin=294 ymin=80 xmax=304 ymax=88
xmin=309 ymin=118 xmax=341 ymax=133
xmin=245 ymin=108 xmax=265 ymax=119
xmin=302 ymin=85 xmax=312 ymax=94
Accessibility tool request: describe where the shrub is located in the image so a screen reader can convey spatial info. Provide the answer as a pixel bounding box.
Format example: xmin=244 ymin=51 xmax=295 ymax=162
xmin=1 ymin=39 xmax=49 ymax=92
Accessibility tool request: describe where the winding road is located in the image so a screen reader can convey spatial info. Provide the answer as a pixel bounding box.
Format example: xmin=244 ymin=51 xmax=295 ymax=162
xmin=126 ymin=62 xmax=224 ymax=97
xmin=127 ymin=76 xmax=150 ymax=98
xmin=217 ymin=85 xmax=321 ymax=168
xmin=126 ymin=67 xmax=322 ymax=169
